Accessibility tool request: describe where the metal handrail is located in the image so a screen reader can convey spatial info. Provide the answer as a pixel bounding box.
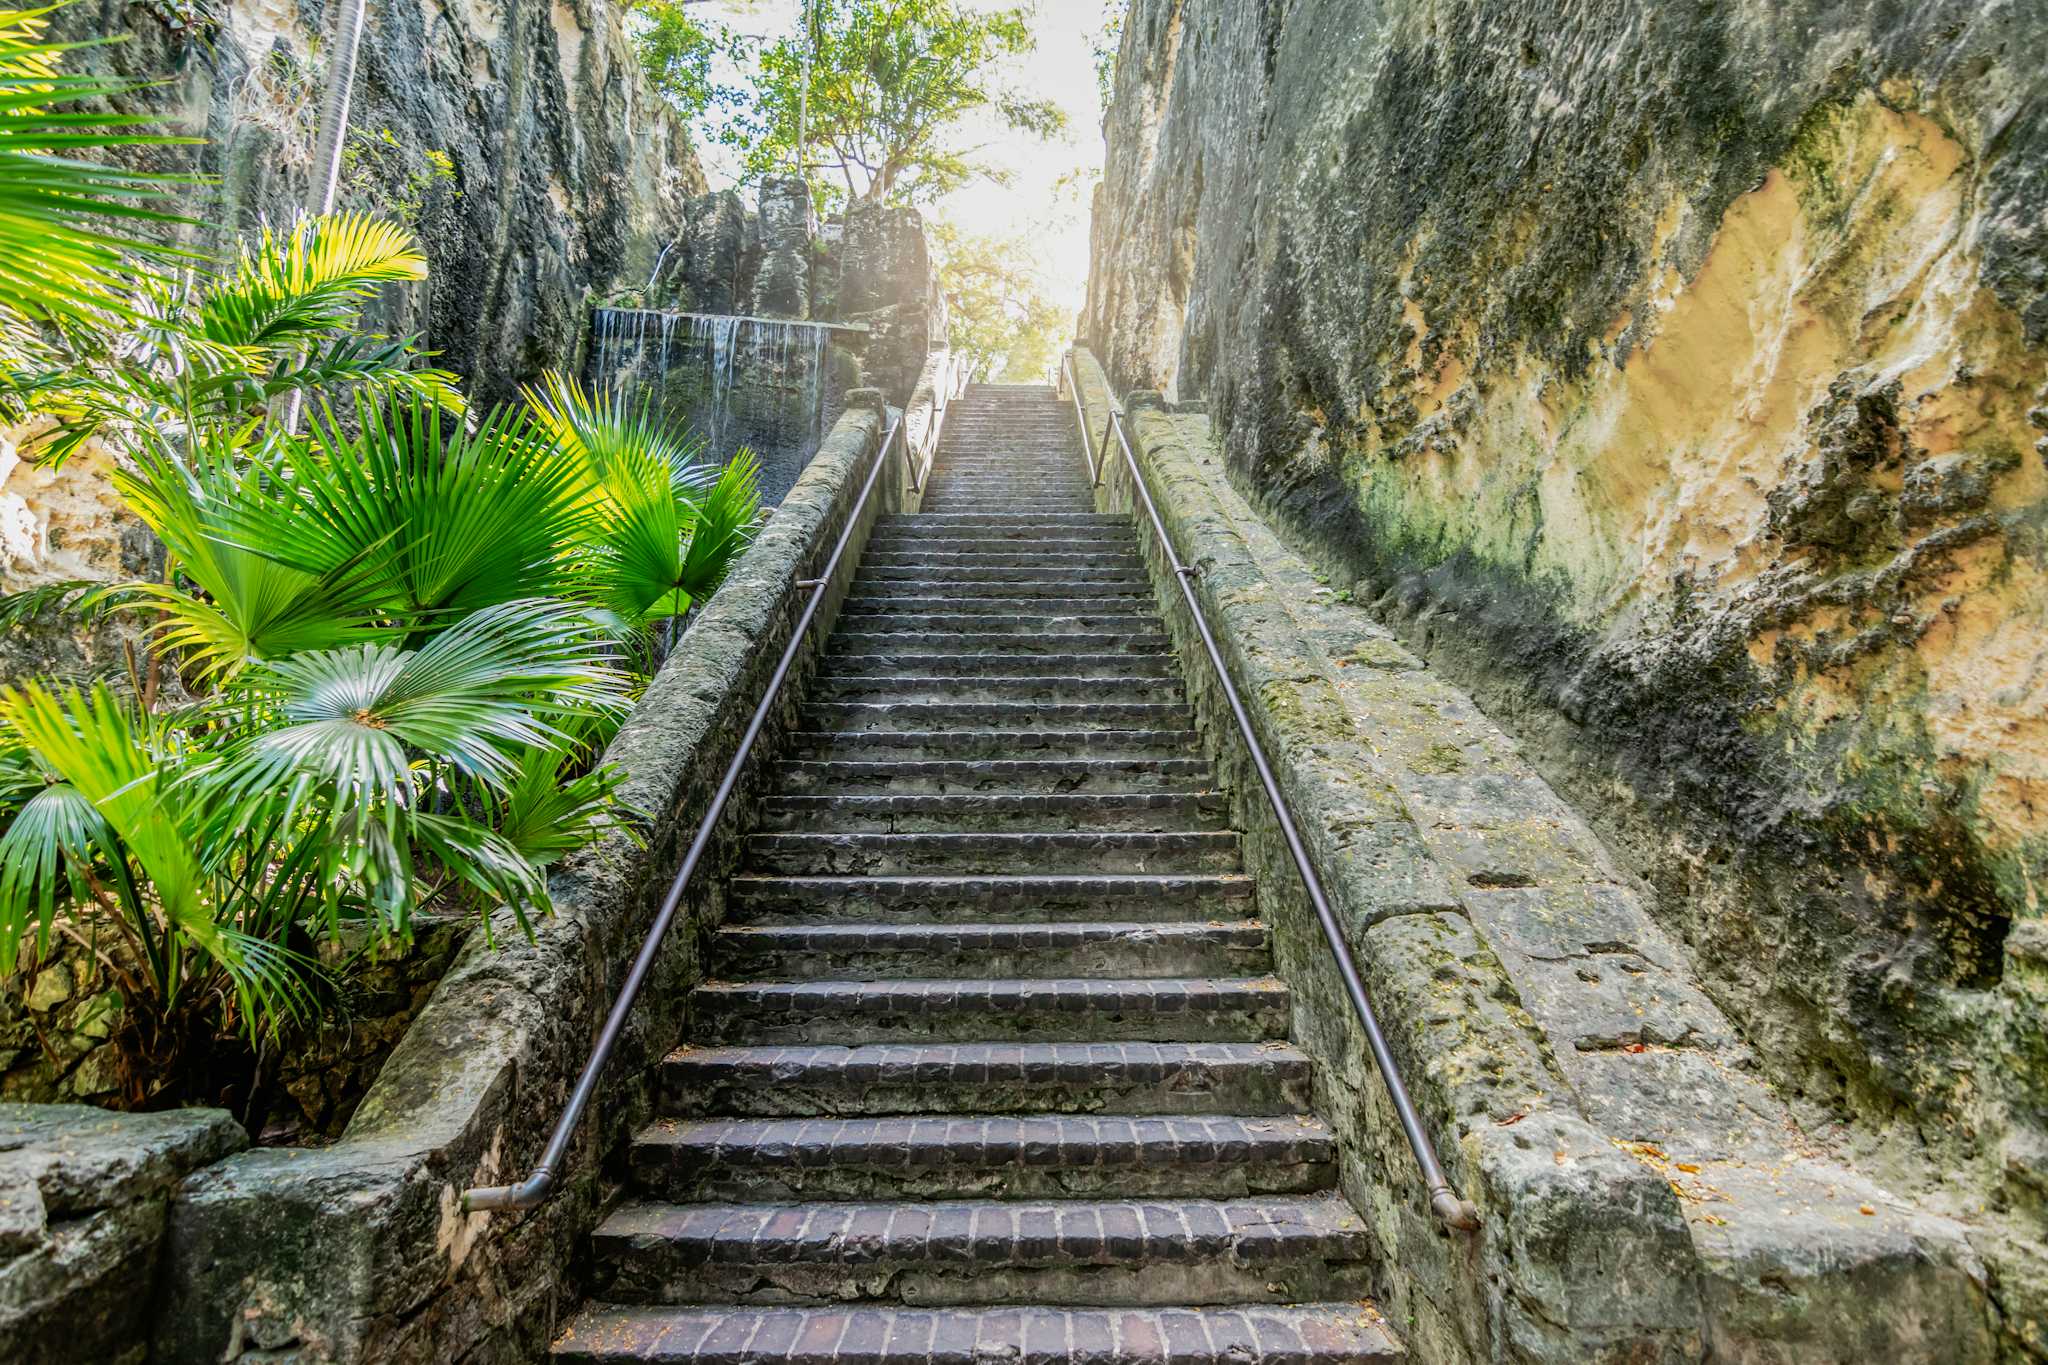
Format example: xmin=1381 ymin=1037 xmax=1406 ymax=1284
xmin=1059 ymin=352 xmax=1104 ymax=486
xmin=1070 ymin=358 xmax=1480 ymax=1233
xmin=463 ymin=409 xmax=905 ymax=1214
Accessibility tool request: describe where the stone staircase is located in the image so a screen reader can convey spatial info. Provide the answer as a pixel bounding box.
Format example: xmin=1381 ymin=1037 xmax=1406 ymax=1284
xmin=553 ymin=384 xmax=1401 ymax=1363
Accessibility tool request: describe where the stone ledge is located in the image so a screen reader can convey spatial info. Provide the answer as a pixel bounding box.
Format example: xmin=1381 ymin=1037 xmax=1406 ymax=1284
xmin=151 ymin=399 xmax=897 ymax=1365
xmin=1069 ymin=350 xmax=1994 ymax=1364
xmin=0 ymin=1104 xmax=245 ymax=1365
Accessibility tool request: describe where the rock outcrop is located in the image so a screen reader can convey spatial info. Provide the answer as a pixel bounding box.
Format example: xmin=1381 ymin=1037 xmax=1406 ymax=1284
xmin=1086 ymin=1 xmax=2047 ymax=1354
xmin=0 ymin=0 xmax=705 ymax=677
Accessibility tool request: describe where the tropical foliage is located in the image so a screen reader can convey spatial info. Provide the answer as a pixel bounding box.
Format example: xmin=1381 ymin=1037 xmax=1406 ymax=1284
xmin=0 ymin=10 xmax=762 ymax=1112
xmin=931 ymin=219 xmax=1065 ymax=383
xmin=649 ymin=0 xmax=1064 ymax=215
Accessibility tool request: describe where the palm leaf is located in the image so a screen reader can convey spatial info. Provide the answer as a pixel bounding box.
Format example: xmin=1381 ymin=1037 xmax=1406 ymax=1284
xmin=214 ymin=598 xmax=632 ymax=832
xmin=0 ymin=8 xmax=199 ymax=339
xmin=279 ymin=396 xmax=592 ymax=624
xmin=108 ymin=438 xmax=396 ymax=680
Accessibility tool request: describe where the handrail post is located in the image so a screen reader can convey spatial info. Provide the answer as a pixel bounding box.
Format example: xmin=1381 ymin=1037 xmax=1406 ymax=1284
xmin=1071 ymin=352 xmax=1480 ymax=1233
xmin=462 ymin=411 xmax=905 ymax=1215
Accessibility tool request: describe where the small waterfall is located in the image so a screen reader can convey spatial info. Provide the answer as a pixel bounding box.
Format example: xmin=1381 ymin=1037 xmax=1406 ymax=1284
xmin=586 ymin=308 xmax=845 ymax=506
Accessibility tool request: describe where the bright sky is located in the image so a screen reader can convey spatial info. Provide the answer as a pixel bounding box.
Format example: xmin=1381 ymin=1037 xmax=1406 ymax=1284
xmin=690 ymin=0 xmax=1113 ymax=317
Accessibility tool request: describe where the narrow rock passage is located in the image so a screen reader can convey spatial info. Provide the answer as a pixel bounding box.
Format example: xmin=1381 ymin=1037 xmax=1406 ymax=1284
xmin=553 ymin=385 xmax=1401 ymax=1363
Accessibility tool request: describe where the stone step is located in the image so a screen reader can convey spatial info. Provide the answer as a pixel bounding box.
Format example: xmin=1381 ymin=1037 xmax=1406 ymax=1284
xmin=856 ymin=569 xmax=1152 ymax=590
xmin=839 ymin=595 xmax=1156 ymax=616
xmin=552 ymin=1302 xmax=1404 ymax=1364
xmin=625 ymin=1110 xmax=1328 ymax=1199
xmin=709 ymin=920 xmax=1269 ymax=979
xmin=755 ymin=792 xmax=1228 ymax=835
xmin=658 ymin=1040 xmax=1314 ymax=1117
xmin=743 ymin=830 xmax=1240 ymax=876
xmin=800 ymin=701 xmax=1192 ymax=734
xmin=691 ymin=976 xmax=1289 ymax=1047
xmin=860 ymin=552 xmax=1147 ymax=572
xmin=918 ymin=504 xmax=1104 ymax=516
xmin=587 ymin=1195 xmax=1372 ymax=1308
xmin=726 ymin=873 xmax=1256 ymax=925
xmin=823 ymin=652 xmax=1179 ymax=679
xmin=849 ymin=581 xmax=1153 ymax=604
xmin=876 ymin=513 xmax=1129 ymax=528
xmin=827 ymin=632 xmax=1174 ymax=656
xmin=785 ymin=730 xmax=1202 ymax=764
xmin=769 ymin=757 xmax=1212 ymax=796
xmin=812 ymin=677 xmax=1187 ymax=708
xmin=831 ymin=613 xmax=1162 ymax=637
xmin=863 ymin=533 xmax=1139 ymax=553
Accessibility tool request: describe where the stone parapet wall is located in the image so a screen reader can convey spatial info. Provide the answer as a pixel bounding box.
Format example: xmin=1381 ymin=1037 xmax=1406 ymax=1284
xmin=1 ymin=1105 xmax=245 ymax=1365
xmin=1067 ymin=349 xmax=2008 ymax=1362
xmin=147 ymin=396 xmax=901 ymax=1365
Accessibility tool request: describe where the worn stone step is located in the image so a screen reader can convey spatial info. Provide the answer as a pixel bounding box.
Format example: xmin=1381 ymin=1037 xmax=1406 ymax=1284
xmin=861 ymin=552 xmax=1147 ymax=572
xmin=876 ymin=513 xmax=1129 ymax=529
xmin=691 ymin=976 xmax=1290 ymax=1047
xmin=847 ymin=583 xmax=1153 ymax=607
xmin=709 ymin=920 xmax=1269 ymax=980
xmin=856 ymin=568 xmax=1163 ymax=589
xmin=743 ymin=830 xmax=1240 ymax=876
xmin=658 ymin=1041 xmax=1315 ymax=1117
xmin=863 ymin=533 xmax=1139 ymax=554
xmin=813 ymin=677 xmax=1187 ymax=708
xmin=785 ymin=730 xmax=1203 ymax=764
xmin=626 ymin=1110 xmax=1329 ymax=1199
xmin=727 ymin=873 xmax=1256 ymax=925
xmin=917 ymin=506 xmax=1104 ymax=518
xmin=800 ymin=702 xmax=1192 ymax=735
xmin=588 ymin=1195 xmax=1372 ymax=1308
xmin=769 ymin=757 xmax=1211 ymax=796
xmin=831 ymin=613 xmax=1161 ymax=638
xmin=756 ymin=792 xmax=1227 ymax=835
xmin=918 ymin=497 xmax=1099 ymax=509
xmin=838 ymin=596 xmax=1156 ymax=618
xmin=827 ymin=632 xmax=1173 ymax=656
xmin=822 ymin=652 xmax=1178 ymax=679
xmin=551 ymin=1302 xmax=1405 ymax=1364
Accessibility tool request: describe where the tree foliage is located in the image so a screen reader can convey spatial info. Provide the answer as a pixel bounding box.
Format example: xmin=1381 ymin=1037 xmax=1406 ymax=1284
xmin=931 ymin=219 xmax=1066 ymax=384
xmin=629 ymin=0 xmax=749 ymax=123
xmin=717 ymin=0 xmax=1064 ymax=213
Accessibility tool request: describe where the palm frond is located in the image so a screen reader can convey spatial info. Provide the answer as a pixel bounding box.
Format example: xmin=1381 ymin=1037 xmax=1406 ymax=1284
xmin=524 ymin=371 xmax=761 ymax=624
xmin=108 ymin=439 xmax=396 ymax=680
xmin=215 ymin=598 xmax=632 ymax=829
xmin=0 ymin=8 xmax=199 ymax=340
xmin=283 ymin=396 xmax=591 ymax=623
xmin=198 ymin=213 xmax=427 ymax=352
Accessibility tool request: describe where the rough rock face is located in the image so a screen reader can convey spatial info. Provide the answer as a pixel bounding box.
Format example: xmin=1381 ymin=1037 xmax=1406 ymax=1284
xmin=830 ymin=201 xmax=949 ymax=404
xmin=71 ymin=0 xmax=710 ymax=405
xmin=1086 ymin=0 xmax=2047 ymax=1352
xmin=748 ymin=176 xmax=816 ymax=318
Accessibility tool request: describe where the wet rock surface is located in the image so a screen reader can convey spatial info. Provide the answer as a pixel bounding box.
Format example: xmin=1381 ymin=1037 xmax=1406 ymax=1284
xmin=1087 ymin=4 xmax=2046 ymax=1355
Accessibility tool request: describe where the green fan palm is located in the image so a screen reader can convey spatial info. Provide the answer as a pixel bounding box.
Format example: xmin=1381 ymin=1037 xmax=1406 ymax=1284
xmin=281 ymin=396 xmax=595 ymax=624
xmin=107 ymin=434 xmax=396 ymax=682
xmin=40 ymin=211 xmax=463 ymax=466
xmin=525 ymin=371 xmax=763 ymax=625
xmin=0 ymin=683 xmax=326 ymax=1042
xmin=0 ymin=7 xmax=198 ymax=365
